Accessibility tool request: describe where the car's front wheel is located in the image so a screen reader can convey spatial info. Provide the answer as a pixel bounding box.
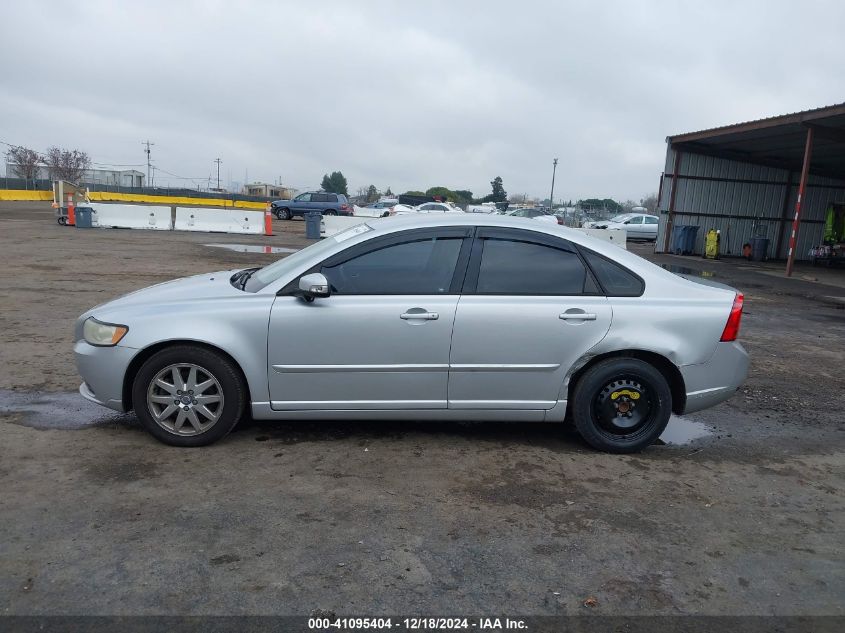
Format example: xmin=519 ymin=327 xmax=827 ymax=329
xmin=572 ymin=358 xmax=672 ymax=453
xmin=132 ymin=345 xmax=246 ymax=447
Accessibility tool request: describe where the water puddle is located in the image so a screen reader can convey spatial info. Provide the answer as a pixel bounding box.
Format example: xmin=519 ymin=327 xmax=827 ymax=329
xmin=0 ymin=389 xmax=135 ymax=430
xmin=660 ymin=264 xmax=716 ymax=278
xmin=204 ymin=243 xmax=297 ymax=254
xmin=1 ymin=389 xmax=713 ymax=447
xmin=657 ymin=415 xmax=713 ymax=445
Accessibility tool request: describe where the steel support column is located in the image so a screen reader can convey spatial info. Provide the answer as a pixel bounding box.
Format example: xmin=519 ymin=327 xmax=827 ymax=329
xmin=662 ymin=149 xmax=682 ymax=253
xmin=774 ymin=170 xmax=793 ymax=259
xmin=785 ymin=128 xmax=814 ymax=276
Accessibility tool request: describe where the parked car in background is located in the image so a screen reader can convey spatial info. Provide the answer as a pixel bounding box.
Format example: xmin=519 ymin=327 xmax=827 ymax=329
xmin=354 ymin=199 xmax=399 ymax=218
xmin=392 ymin=201 xmax=464 ymax=215
xmin=74 ymin=215 xmax=748 ymax=454
xmin=507 ymin=207 xmax=564 ymax=225
xmin=271 ymin=192 xmax=352 ymax=220
xmin=466 ymin=203 xmax=500 ymax=214
xmin=583 ymin=213 xmax=659 ymax=240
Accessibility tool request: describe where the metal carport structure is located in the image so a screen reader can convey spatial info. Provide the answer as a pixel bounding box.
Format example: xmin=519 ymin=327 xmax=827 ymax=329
xmin=655 ymin=103 xmax=845 ymax=275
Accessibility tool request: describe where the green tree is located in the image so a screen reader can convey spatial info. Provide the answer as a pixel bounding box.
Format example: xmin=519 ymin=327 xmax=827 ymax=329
xmin=385 ymin=186 xmax=393 ymax=197
xmin=321 ymin=171 xmax=348 ymax=195
xmin=578 ymin=198 xmax=623 ymax=213
xmin=425 ymin=186 xmax=453 ymax=201
xmin=403 ymin=190 xmax=425 ymax=196
xmin=453 ymin=190 xmax=473 ymax=204
xmin=482 ymin=176 xmax=507 ymax=203
xmin=366 ymin=184 xmax=379 ymax=203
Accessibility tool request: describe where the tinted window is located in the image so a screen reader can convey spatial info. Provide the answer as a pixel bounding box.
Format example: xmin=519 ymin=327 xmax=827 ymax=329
xmin=475 ymin=239 xmax=588 ymax=295
xmin=322 ymin=237 xmax=463 ymax=294
xmin=580 ymin=248 xmax=644 ymax=296
xmin=326 ymin=194 xmax=338 ymax=203
xmin=645 ymin=216 xmax=658 ymax=224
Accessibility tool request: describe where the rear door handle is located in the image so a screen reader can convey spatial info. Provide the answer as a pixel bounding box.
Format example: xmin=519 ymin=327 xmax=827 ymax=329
xmin=401 ymin=311 xmax=439 ymax=320
xmin=559 ymin=312 xmax=597 ymax=321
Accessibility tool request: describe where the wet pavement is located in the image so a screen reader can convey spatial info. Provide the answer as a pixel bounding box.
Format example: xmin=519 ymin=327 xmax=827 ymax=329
xmin=0 ymin=389 xmax=135 ymax=430
xmin=0 ymin=388 xmax=713 ymax=446
xmin=2 ymin=203 xmax=843 ymax=617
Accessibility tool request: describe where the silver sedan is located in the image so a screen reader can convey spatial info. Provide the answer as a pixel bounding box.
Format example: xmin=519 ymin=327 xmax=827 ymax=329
xmin=75 ymin=215 xmax=748 ymax=453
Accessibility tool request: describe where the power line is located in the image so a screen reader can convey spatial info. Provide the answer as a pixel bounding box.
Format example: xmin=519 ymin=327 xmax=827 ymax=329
xmin=214 ymin=157 xmax=222 ymax=190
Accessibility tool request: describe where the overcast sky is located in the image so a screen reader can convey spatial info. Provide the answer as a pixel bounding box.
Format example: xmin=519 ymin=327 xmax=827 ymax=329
xmin=1 ymin=0 xmax=842 ymax=201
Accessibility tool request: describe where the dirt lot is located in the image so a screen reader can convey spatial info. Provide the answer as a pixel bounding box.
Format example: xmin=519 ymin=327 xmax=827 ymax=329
xmin=1 ymin=202 xmax=843 ymax=616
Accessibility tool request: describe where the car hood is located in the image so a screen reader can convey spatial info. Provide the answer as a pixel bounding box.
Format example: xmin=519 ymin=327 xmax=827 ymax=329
xmin=78 ymin=270 xmax=245 ymax=324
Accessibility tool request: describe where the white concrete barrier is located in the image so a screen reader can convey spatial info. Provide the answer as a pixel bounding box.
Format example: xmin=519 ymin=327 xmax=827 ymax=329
xmin=321 ymin=215 xmax=368 ymax=238
xmin=576 ymin=228 xmax=627 ymax=249
xmin=90 ymin=204 xmax=173 ymax=230
xmin=174 ymin=207 xmax=264 ymax=234
xmin=352 ymin=205 xmax=387 ymax=218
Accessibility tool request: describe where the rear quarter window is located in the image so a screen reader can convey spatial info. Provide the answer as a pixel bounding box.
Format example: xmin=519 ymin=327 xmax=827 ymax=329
xmin=580 ymin=248 xmax=644 ymax=297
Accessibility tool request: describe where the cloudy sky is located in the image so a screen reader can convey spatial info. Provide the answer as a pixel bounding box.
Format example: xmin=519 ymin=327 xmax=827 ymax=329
xmin=1 ymin=0 xmax=842 ymax=201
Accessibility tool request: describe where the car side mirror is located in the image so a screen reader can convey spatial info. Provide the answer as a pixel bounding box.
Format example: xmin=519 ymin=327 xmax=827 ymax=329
xmin=623 ymin=220 xmax=631 ymax=224
xmin=299 ymin=273 xmax=330 ymax=301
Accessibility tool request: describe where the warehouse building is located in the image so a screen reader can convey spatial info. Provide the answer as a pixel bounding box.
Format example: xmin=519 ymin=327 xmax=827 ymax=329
xmin=655 ymin=103 xmax=845 ymax=274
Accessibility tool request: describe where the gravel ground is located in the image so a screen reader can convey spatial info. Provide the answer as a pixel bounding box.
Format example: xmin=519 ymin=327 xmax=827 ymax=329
xmin=0 ymin=202 xmax=843 ymax=616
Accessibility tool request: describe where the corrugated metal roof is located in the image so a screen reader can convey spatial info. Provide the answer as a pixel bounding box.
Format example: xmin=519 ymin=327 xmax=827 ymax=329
xmin=668 ymin=102 xmax=845 ymax=141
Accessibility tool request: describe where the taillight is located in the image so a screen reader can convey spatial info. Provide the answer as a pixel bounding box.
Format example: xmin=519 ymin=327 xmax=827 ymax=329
xmin=720 ymin=293 xmax=744 ymax=342
xmin=340 ymin=203 xmax=349 ymax=210
xmin=557 ymin=217 xmax=564 ymax=224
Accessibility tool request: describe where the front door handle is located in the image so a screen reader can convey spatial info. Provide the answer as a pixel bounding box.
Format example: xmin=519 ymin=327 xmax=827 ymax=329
xmin=401 ymin=310 xmax=439 ymax=321
xmin=559 ymin=311 xmax=597 ymax=321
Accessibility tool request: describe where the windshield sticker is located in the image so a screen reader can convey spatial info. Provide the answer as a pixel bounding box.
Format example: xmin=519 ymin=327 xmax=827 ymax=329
xmin=334 ymin=223 xmax=373 ymax=242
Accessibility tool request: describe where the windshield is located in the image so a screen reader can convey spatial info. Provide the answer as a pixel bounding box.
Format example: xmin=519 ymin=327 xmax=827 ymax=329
xmin=244 ymin=224 xmax=373 ymax=292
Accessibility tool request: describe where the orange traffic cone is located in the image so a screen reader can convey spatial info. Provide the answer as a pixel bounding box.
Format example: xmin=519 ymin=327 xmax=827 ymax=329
xmin=67 ymin=194 xmax=76 ymax=226
xmin=264 ymin=203 xmax=274 ymax=236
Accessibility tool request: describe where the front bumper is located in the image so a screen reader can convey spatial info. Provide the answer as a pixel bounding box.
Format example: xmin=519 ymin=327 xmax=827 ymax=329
xmin=74 ymin=340 xmax=138 ymax=413
xmin=680 ymin=341 xmax=749 ymax=414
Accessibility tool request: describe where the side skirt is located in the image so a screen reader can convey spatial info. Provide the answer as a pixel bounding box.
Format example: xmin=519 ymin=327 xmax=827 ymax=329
xmin=250 ymin=402 xmax=568 ymax=422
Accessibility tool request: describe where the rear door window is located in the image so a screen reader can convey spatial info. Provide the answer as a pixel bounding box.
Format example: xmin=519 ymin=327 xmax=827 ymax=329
xmin=472 ymin=238 xmax=591 ymax=295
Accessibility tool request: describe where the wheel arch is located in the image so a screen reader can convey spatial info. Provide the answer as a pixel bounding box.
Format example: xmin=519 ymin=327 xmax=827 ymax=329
xmin=566 ymin=349 xmax=686 ymax=415
xmin=122 ymin=340 xmax=252 ymax=412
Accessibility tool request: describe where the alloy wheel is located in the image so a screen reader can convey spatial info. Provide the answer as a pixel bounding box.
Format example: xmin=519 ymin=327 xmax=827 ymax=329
xmin=146 ymin=363 xmax=225 ymax=436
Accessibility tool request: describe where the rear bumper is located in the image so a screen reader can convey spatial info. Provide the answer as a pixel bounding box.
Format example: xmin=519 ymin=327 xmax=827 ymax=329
xmin=680 ymin=341 xmax=749 ymax=414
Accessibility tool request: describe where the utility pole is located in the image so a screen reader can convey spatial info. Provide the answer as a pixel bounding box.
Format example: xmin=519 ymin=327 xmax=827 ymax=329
xmin=214 ymin=158 xmax=222 ymax=191
xmin=549 ymin=158 xmax=558 ymax=212
xmin=142 ymin=140 xmax=154 ymax=186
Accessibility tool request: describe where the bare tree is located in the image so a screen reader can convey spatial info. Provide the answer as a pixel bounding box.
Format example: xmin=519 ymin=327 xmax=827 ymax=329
xmin=621 ymin=199 xmax=638 ymax=212
xmin=45 ymin=146 xmax=91 ymax=183
xmin=640 ymin=192 xmax=658 ymax=213
xmin=5 ymin=145 xmax=43 ymax=184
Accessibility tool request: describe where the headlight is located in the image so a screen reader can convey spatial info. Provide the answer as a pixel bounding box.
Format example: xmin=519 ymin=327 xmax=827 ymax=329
xmin=83 ymin=317 xmax=128 ymax=346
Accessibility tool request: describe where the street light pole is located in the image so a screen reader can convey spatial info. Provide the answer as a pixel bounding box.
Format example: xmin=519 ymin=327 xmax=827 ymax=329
xmin=549 ymin=158 xmax=558 ymax=212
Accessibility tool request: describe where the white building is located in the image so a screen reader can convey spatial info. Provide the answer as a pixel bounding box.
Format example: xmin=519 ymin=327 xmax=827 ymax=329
xmin=5 ymin=163 xmax=145 ymax=187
